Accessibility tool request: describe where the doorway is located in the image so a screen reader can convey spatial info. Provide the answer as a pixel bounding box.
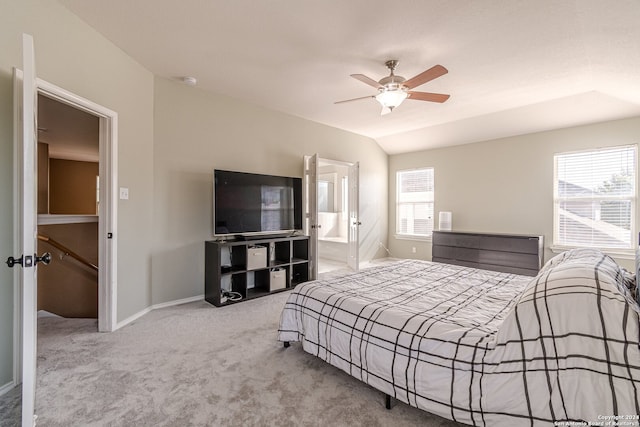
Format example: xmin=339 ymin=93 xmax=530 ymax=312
xmin=31 ymin=78 xmax=118 ymax=333
xmin=317 ymin=159 xmax=350 ymax=273
xmin=304 ymin=155 xmax=359 ymax=277
xmin=12 ymin=35 xmax=118 ymax=426
xmin=12 ymin=73 xmax=118 ymax=405
xmin=36 ymin=94 xmax=100 ymax=319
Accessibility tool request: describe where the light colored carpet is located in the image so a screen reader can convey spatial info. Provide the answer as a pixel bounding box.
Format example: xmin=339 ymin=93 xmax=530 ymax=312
xmin=1 ymin=286 xmax=464 ymax=426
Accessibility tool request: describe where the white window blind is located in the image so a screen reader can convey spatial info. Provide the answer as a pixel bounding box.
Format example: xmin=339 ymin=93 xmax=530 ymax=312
xmin=554 ymin=145 xmax=637 ymax=250
xmin=396 ymin=168 xmax=434 ymax=237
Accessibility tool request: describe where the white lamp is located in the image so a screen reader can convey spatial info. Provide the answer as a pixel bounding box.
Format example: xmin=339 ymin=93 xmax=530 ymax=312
xmin=375 ymin=89 xmax=408 ymax=110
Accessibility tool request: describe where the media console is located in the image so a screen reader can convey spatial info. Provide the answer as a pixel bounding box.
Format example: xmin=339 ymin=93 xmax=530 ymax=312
xmin=204 ymin=235 xmax=310 ymax=307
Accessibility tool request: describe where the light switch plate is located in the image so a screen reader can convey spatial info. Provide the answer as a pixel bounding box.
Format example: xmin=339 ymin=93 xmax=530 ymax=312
xmin=119 ymin=187 xmax=129 ymax=200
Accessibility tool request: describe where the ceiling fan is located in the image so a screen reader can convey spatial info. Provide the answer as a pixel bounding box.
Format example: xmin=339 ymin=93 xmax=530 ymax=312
xmin=335 ymin=60 xmax=450 ymax=115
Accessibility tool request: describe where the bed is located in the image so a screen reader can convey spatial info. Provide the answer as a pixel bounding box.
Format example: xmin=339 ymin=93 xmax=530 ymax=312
xmin=278 ymin=248 xmax=640 ymax=426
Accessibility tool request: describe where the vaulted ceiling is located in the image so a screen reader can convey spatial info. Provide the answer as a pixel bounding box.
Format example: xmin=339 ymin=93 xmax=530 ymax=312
xmin=57 ymin=0 xmax=640 ymax=154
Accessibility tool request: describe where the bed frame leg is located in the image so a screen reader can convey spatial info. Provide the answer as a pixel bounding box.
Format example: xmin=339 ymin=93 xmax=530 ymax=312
xmin=283 ymin=341 xmax=290 ymax=348
xmin=385 ymin=394 xmax=394 ymax=410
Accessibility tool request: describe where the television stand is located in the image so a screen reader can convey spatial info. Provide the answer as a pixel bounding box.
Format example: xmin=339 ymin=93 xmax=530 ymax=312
xmin=234 ymin=233 xmax=291 ymax=241
xmin=204 ymin=235 xmax=310 ymax=307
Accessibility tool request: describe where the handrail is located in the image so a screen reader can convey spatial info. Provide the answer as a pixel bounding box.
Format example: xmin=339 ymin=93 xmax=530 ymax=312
xmin=37 ymin=234 xmax=99 ymax=272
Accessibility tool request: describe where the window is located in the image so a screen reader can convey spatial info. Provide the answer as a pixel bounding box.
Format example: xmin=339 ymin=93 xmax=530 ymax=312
xmin=396 ymin=168 xmax=434 ymax=237
xmin=341 ymin=176 xmax=348 ymax=213
xmin=318 ymin=180 xmax=333 ymax=212
xmin=554 ymin=145 xmax=637 ymax=251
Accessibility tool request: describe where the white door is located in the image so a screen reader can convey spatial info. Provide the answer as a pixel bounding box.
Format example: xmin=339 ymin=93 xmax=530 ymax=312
xmin=13 ymin=33 xmax=41 ymax=427
xmin=303 ymin=154 xmax=319 ymax=280
xmin=347 ymin=162 xmax=360 ymax=271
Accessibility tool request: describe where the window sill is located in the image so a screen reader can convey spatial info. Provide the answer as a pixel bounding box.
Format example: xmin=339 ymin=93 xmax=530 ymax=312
xmin=550 ymin=245 xmax=635 ymax=260
xmin=394 ymin=234 xmax=432 ymax=242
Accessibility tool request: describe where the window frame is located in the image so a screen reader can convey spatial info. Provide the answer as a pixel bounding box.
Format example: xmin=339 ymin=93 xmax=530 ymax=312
xmin=395 ymin=167 xmax=435 ymax=240
xmin=552 ymin=144 xmax=637 ymax=257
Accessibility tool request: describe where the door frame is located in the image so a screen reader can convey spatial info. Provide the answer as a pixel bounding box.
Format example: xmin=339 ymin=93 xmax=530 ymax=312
xmin=347 ymin=161 xmax=360 ymax=271
xmin=307 ymin=156 xmax=360 ymax=274
xmin=303 ymin=155 xmax=318 ymax=280
xmin=12 ymin=76 xmax=118 ymax=385
xmin=37 ymin=79 xmax=119 ymax=333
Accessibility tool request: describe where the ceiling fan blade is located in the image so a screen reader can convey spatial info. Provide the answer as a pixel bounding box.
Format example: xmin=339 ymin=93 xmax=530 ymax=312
xmin=403 ymin=65 xmax=448 ymax=90
xmin=407 ymin=91 xmax=450 ymax=103
xmin=334 ymin=94 xmax=375 ymax=104
xmin=350 ymin=74 xmax=383 ymax=89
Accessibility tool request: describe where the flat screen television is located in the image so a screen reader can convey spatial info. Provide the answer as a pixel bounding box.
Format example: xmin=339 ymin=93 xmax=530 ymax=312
xmin=213 ymin=169 xmax=303 ymax=237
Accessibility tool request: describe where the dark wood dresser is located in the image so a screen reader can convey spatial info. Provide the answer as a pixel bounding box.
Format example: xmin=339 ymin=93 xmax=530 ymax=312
xmin=432 ymin=231 xmax=544 ymax=276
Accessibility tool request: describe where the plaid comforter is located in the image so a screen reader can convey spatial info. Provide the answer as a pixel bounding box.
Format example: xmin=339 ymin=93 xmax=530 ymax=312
xmin=278 ymin=250 xmax=640 ymax=426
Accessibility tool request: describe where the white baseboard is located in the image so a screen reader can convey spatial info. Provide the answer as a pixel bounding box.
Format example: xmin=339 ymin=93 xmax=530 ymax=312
xmin=0 ymin=380 xmax=16 ymax=397
xmin=115 ymin=295 xmax=204 ymax=330
xmin=115 ymin=307 xmax=151 ymax=331
xmin=151 ymin=294 xmax=203 ymax=311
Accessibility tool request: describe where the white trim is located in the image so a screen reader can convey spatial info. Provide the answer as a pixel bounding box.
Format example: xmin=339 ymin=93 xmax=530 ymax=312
xmin=11 ymin=68 xmax=23 ymax=390
xmin=36 ymin=79 xmax=116 ymax=121
xmin=48 ymin=148 xmax=99 ymax=163
xmin=36 ymin=78 xmax=119 ymax=333
xmin=37 ymin=214 xmax=98 ymax=225
xmin=101 ymin=113 xmax=118 ymax=332
xmin=151 ymin=295 xmax=204 ymax=311
xmin=394 ymin=234 xmax=433 ymax=242
xmin=0 ymin=381 xmax=16 ymax=397
xmin=19 ymin=33 xmax=38 ymax=427
xmin=318 ymin=157 xmax=354 ymax=167
xmin=115 ymin=295 xmax=205 ymax=330
xmin=115 ymin=307 xmax=152 ymax=331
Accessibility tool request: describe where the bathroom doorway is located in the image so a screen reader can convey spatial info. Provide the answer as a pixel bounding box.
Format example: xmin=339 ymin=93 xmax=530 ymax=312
xmin=304 ymin=155 xmax=359 ymax=277
xmin=317 ymin=159 xmax=350 ymax=273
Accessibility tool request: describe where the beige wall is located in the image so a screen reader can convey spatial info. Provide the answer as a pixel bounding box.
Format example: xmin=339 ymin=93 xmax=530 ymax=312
xmin=0 ymin=0 xmax=154 ymax=388
xmin=151 ymin=77 xmax=389 ymax=304
xmin=388 ymin=117 xmax=640 ymax=270
xmin=0 ymin=0 xmax=387 ymax=391
xmin=37 ymin=142 xmax=48 ymax=213
xmin=37 ymin=222 xmax=98 ymax=318
xmin=3 ymin=0 xmax=635 ymax=400
xmin=49 ymin=159 xmax=98 ymax=214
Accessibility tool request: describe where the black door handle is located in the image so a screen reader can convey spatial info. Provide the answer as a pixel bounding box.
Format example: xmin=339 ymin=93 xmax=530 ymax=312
xmin=6 ymin=256 xmax=23 ymax=268
xmin=6 ymin=253 xmax=51 ymax=268
xmin=35 ymin=252 xmax=51 ymax=265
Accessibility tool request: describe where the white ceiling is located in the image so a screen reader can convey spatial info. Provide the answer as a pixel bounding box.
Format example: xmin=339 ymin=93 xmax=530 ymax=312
xmin=57 ymin=0 xmax=640 ymax=154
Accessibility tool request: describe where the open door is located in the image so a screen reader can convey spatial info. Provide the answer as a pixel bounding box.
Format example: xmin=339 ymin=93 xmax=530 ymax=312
xmin=303 ymin=154 xmax=318 ymax=280
xmin=347 ymin=162 xmax=360 ymax=271
xmin=10 ymin=33 xmax=43 ymax=427
xmin=10 ymin=35 xmax=117 ymax=426
xmin=305 ymin=155 xmax=359 ymax=275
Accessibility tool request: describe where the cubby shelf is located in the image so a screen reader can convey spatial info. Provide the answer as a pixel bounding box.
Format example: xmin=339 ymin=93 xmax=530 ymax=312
xmin=204 ymin=235 xmax=310 ymax=307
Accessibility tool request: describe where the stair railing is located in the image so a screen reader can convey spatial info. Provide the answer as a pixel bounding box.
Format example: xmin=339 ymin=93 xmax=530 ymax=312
xmin=37 ymin=234 xmax=98 ymax=272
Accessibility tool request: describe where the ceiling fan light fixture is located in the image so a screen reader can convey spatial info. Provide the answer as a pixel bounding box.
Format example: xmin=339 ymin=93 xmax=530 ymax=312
xmin=375 ymin=89 xmax=408 ymax=110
